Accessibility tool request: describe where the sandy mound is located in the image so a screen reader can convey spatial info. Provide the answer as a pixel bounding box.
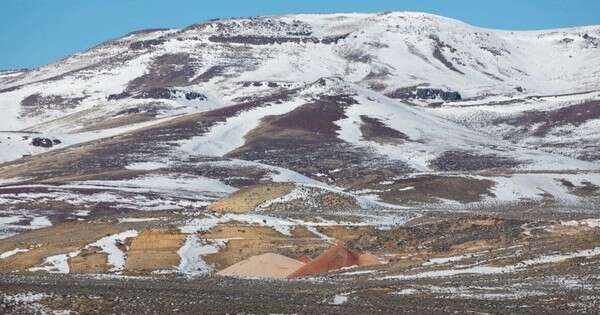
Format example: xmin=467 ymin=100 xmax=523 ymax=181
xmin=217 ymin=253 xmax=304 ymax=279
xmin=297 ymin=255 xmax=312 ymax=264
xmin=288 ymin=244 xmax=358 ymax=278
xmin=207 ymin=183 xmax=295 ymax=213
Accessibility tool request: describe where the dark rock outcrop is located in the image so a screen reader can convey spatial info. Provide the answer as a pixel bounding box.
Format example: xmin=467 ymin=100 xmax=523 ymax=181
xmin=114 ymin=108 xmax=141 ymax=116
xmin=31 ymin=137 xmax=55 ymax=148
xmin=184 ymin=91 xmax=207 ymax=101
xmin=387 ymin=86 xmax=461 ymax=102
xmin=129 ymin=39 xmax=166 ymax=50
xmin=208 ymin=33 xmax=348 ymax=45
xmin=416 ymin=88 xmax=462 ymax=101
xmin=108 ymin=88 xmax=207 ymax=101
xmin=107 ymin=92 xmax=132 ymax=101
xmin=134 ymin=88 xmax=173 ymax=100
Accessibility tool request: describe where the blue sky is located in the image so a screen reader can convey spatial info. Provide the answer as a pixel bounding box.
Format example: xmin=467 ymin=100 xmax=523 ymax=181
xmin=2 ymin=0 xmax=600 ymax=70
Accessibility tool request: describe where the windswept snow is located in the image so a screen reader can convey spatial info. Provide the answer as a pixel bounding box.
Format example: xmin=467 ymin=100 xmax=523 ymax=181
xmin=89 ymin=230 xmax=138 ymax=272
xmin=118 ymin=217 xmax=162 ymax=223
xmin=72 ymin=174 xmax=237 ymax=196
xmin=29 ymin=230 xmax=138 ymax=274
xmin=177 ymin=235 xmax=222 ymax=276
xmin=180 ymin=213 xmax=296 ymax=236
xmin=0 ymin=213 xmax=52 ymax=239
xmin=381 ymin=246 xmax=600 ymax=280
xmin=180 ymin=213 xmax=411 ymax=235
xmin=29 ymin=251 xmax=81 ymax=274
xmin=335 ymin=85 xmax=596 ymax=172
xmin=125 ymin=162 xmax=170 ymax=171
xmin=180 ymin=99 xmax=307 ymax=156
xmin=0 ymin=247 xmax=30 ymax=259
xmin=305 ymin=225 xmax=333 ymax=241
xmin=423 ymin=254 xmax=475 ymax=266
xmin=330 ymin=294 xmax=349 ymax=305
xmin=562 ymin=218 xmax=600 ymax=228
xmin=485 ymin=173 xmax=600 ymax=204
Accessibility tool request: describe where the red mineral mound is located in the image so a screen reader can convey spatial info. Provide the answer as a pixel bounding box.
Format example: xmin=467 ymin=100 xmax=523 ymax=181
xmin=288 ymin=244 xmax=358 ymax=278
xmin=297 ymin=255 xmax=312 ymax=264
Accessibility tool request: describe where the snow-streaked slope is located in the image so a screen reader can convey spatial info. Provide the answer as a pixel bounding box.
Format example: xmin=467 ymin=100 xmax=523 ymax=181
xmin=0 ymin=12 xmax=599 ymax=208
xmin=2 ymin=12 xmax=599 ymax=132
xmin=335 ymin=84 xmax=595 ymax=171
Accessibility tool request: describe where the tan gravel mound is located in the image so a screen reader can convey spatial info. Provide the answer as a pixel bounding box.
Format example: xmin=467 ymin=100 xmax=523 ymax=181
xmin=216 ymin=253 xmax=304 ymax=279
xmin=207 ymin=183 xmax=295 ymax=213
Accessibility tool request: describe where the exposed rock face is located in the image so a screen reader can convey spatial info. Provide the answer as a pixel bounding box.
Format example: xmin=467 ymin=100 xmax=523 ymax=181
xmin=134 ymin=87 xmax=174 ymax=100
xmin=129 ymin=39 xmax=166 ymax=50
xmin=207 ymin=33 xmax=348 ymax=45
xmin=106 ymin=92 xmax=132 ymax=101
xmin=386 ymin=85 xmax=424 ymax=100
xmin=184 ymin=91 xmax=206 ymax=101
xmin=109 ymin=88 xmax=207 ymax=101
xmin=416 ymin=88 xmax=462 ymax=101
xmin=387 ymin=86 xmax=461 ymax=102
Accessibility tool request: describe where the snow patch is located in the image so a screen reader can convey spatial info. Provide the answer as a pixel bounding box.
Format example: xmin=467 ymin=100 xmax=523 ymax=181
xmin=89 ymin=230 xmax=138 ymax=272
xmin=177 ymin=235 xmax=223 ymax=276
xmin=0 ymin=247 xmax=30 ymax=259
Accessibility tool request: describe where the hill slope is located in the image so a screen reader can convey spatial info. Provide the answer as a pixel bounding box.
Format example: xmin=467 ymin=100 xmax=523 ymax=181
xmin=1 ymin=11 xmax=600 ymax=218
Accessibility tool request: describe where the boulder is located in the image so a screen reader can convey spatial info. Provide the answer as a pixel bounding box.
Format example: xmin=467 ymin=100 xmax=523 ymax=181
xmin=31 ymin=137 xmax=54 ymax=148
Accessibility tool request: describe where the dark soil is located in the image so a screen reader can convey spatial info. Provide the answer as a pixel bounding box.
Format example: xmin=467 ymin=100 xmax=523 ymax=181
xmin=494 ymin=100 xmax=600 ymax=137
xmin=360 ymin=115 xmax=410 ymax=144
xmin=429 ymin=150 xmax=522 ymax=172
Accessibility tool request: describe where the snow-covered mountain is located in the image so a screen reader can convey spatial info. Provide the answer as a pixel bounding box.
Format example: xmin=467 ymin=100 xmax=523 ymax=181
xmin=1 ymin=12 xmax=600 ymax=211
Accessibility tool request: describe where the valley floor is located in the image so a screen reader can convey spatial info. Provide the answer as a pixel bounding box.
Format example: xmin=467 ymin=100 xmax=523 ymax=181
xmin=2 ymin=208 xmax=600 ymax=314
xmin=1 ymin=263 xmax=599 ymax=314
